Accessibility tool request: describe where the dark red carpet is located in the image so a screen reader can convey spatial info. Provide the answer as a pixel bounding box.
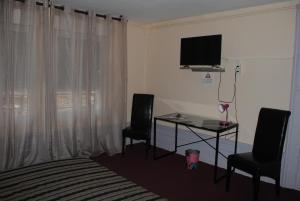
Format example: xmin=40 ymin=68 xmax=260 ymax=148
xmin=93 ymin=143 xmax=300 ymax=201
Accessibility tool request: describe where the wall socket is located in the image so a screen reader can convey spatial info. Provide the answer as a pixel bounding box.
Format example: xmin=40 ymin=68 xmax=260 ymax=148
xmin=235 ymin=65 xmax=241 ymax=73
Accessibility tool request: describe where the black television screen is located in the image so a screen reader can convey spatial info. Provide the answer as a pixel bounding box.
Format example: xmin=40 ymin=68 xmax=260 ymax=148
xmin=180 ymin=34 xmax=222 ymax=66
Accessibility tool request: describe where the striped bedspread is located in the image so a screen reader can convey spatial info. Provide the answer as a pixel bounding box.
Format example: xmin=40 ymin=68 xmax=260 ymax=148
xmin=0 ymin=158 xmax=167 ymax=201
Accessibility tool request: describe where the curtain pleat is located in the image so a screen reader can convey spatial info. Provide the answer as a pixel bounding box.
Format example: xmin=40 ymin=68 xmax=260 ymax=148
xmin=0 ymin=0 xmax=127 ymax=171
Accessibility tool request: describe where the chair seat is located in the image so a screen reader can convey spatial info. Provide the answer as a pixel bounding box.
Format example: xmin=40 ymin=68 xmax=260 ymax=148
xmin=123 ymin=127 xmax=150 ymax=140
xmin=228 ymin=152 xmax=279 ymax=177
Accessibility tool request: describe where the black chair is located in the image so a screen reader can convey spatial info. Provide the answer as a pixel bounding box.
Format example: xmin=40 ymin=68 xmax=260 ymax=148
xmin=122 ymin=94 xmax=154 ymax=159
xmin=226 ymin=108 xmax=291 ymax=201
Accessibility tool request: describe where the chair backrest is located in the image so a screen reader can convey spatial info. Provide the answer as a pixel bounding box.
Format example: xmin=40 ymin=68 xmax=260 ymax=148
xmin=252 ymin=108 xmax=291 ymax=162
xmin=130 ymin=94 xmax=154 ymax=131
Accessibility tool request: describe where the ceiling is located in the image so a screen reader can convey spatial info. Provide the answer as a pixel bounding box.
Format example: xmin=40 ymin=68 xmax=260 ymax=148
xmin=54 ymin=0 xmax=291 ymax=23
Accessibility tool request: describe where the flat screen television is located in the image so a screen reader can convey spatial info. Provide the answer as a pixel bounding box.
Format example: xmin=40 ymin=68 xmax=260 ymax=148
xmin=180 ymin=34 xmax=222 ymax=66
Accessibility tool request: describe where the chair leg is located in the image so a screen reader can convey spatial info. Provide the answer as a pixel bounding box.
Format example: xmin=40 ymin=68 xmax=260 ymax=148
xmin=226 ymin=162 xmax=232 ymax=192
xmin=122 ymin=136 xmax=126 ymax=156
xmin=275 ymin=177 xmax=281 ymax=196
xmin=130 ymin=138 xmax=133 ymax=147
xmin=252 ymin=174 xmax=260 ymax=201
xmin=148 ymin=137 xmax=151 ymax=150
xmin=145 ymin=139 xmax=150 ymax=159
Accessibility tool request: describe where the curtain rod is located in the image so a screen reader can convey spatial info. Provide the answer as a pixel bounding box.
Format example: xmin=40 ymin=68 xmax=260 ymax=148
xmin=14 ymin=0 xmax=122 ymax=21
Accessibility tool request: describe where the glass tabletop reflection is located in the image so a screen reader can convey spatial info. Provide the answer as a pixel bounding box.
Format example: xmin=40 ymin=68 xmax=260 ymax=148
xmin=154 ymin=113 xmax=237 ymax=132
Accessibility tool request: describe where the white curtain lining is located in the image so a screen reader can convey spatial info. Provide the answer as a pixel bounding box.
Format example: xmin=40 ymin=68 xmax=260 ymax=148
xmin=0 ymin=0 xmax=127 ymax=171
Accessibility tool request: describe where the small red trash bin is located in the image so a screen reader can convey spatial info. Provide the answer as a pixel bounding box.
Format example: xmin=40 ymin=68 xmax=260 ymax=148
xmin=185 ymin=149 xmax=200 ymax=169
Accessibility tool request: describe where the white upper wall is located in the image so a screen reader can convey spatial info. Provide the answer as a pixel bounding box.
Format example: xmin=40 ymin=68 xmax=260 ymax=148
xmin=127 ymin=2 xmax=296 ymax=144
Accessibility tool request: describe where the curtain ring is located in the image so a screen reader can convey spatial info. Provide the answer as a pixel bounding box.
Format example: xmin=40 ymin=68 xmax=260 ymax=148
xmin=47 ymin=0 xmax=53 ymax=7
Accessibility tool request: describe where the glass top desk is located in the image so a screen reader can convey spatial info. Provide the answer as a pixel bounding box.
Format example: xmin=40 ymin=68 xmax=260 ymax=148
xmin=153 ymin=113 xmax=239 ymax=183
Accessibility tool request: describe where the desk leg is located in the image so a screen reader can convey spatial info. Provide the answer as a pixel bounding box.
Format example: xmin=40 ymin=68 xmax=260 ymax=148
xmin=153 ymin=118 xmax=157 ymax=160
xmin=232 ymin=125 xmax=239 ymax=173
xmin=234 ymin=125 xmax=239 ymax=154
xmin=175 ymin=123 xmax=178 ymax=153
xmin=214 ymin=131 xmax=220 ymax=183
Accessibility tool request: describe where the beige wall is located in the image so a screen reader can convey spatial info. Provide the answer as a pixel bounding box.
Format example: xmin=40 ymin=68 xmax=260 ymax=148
xmin=127 ymin=3 xmax=296 ymax=144
xmin=127 ymin=22 xmax=148 ymax=121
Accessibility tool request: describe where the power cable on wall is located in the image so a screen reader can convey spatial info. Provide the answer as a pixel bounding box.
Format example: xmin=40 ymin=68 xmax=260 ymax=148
xmin=217 ymin=69 xmax=238 ymax=124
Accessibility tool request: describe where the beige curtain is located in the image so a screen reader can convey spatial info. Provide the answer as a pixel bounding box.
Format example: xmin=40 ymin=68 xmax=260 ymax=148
xmin=0 ymin=0 xmax=127 ymax=170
